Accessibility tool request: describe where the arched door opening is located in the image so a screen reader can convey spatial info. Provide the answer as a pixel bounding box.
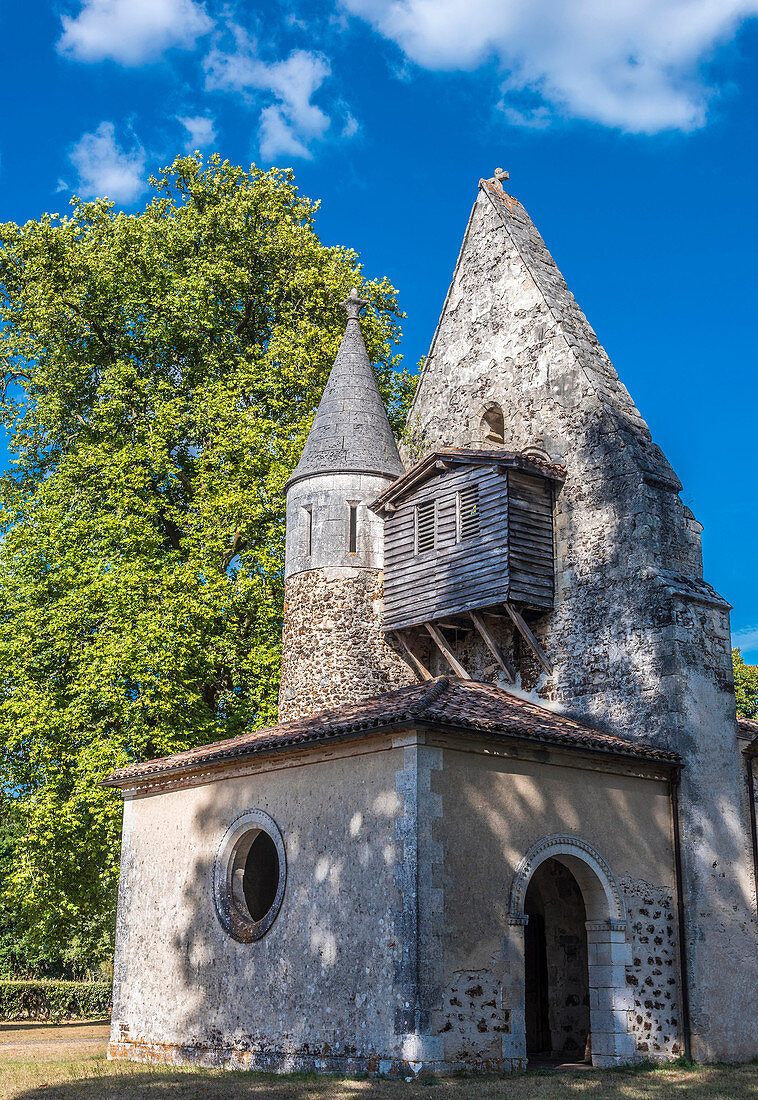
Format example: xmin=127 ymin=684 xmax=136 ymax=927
xmin=524 ymin=857 xmax=590 ymax=1064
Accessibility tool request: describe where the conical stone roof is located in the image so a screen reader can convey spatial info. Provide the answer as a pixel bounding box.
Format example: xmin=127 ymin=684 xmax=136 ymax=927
xmin=410 ymin=174 xmax=678 ymax=488
xmin=286 ymin=290 xmax=405 ymax=489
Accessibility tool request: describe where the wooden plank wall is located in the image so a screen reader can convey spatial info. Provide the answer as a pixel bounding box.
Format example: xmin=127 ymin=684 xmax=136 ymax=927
xmin=382 ymin=463 xmax=556 ymax=632
xmin=507 ymin=470 xmax=555 ymax=609
xmin=383 ymin=465 xmax=510 ymax=631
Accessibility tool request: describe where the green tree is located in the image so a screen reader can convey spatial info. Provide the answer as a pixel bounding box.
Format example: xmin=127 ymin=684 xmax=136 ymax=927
xmin=0 ymin=154 xmax=416 ymax=974
xmin=733 ymin=648 xmax=758 ymax=720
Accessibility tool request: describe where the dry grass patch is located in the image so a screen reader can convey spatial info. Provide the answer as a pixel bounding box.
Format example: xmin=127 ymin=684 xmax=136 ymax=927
xmin=0 ymin=1024 xmax=756 ymax=1100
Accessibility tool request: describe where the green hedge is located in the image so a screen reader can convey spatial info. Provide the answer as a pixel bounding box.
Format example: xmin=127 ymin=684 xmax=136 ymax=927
xmin=0 ymin=980 xmax=111 ymax=1021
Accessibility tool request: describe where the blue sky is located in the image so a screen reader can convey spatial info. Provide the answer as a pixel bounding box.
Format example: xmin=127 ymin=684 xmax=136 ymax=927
xmin=2 ymin=0 xmax=758 ymax=658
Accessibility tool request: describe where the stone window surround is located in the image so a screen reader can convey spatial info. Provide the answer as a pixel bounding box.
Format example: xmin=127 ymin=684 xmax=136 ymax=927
xmin=505 ymin=834 xmax=637 ymax=1068
xmin=212 ymin=809 xmax=287 ymax=944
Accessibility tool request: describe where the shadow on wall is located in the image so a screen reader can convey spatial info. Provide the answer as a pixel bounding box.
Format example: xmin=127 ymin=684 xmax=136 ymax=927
xmin=117 ymin=759 xmax=406 ymax=1066
xmin=105 ymin=411 xmax=752 ymax=1068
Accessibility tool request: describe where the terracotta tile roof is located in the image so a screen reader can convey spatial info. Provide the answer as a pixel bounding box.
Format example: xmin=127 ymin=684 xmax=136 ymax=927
xmin=103 ymin=677 xmax=679 ymax=788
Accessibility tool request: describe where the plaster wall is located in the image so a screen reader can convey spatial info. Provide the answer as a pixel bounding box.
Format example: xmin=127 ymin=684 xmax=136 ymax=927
xmin=409 ymin=183 xmax=758 ymax=1059
xmin=109 ymin=741 xmax=414 ymax=1074
xmin=426 ymin=743 xmax=679 ymax=1067
xmin=284 ymin=472 xmax=390 ymax=579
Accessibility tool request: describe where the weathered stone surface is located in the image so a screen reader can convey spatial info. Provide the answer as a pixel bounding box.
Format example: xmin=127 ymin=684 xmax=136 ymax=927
xmin=278 ymin=568 xmax=415 ymax=721
xmin=284 ymin=472 xmax=389 ymax=580
xmin=286 ymin=291 xmax=404 ymax=490
xmin=409 ymin=177 xmax=758 ymax=1061
xmin=109 ymin=729 xmax=679 ymax=1076
xmin=621 ymin=878 xmax=682 ymax=1058
xmin=109 ymin=742 xmax=414 ymax=1077
xmin=279 ymin=291 xmax=414 ymax=721
xmin=428 ymin=740 xmax=677 ymax=1068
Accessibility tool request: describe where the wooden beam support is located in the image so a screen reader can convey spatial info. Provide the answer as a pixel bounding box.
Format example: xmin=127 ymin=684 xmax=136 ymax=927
xmin=504 ymin=602 xmax=553 ymax=675
xmin=469 ymin=610 xmax=516 ymax=684
xmin=424 ymin=621 xmax=472 ymax=680
xmin=394 ymin=631 xmax=433 ymax=682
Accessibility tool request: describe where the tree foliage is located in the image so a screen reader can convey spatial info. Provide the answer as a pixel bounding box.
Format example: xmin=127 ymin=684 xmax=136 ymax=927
xmin=0 ymin=154 xmax=416 ymax=973
xmin=733 ymin=648 xmax=758 ymax=720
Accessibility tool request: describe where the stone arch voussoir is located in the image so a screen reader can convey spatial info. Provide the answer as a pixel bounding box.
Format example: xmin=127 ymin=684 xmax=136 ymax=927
xmin=509 ymin=833 xmax=627 ymax=926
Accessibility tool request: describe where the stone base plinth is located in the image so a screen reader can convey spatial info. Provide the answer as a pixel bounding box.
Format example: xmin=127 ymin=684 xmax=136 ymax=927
xmin=107 ymin=1037 xmax=530 ymax=1078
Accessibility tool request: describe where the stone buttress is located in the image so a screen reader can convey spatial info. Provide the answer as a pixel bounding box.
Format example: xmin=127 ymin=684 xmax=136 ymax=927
xmin=278 ymin=289 xmax=415 ymax=721
xmin=408 ymin=175 xmax=758 ymax=1061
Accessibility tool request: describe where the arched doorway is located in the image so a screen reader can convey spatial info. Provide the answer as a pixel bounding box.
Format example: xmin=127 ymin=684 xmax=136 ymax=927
xmin=509 ymin=834 xmax=637 ymax=1069
xmin=524 ymin=858 xmax=590 ymax=1063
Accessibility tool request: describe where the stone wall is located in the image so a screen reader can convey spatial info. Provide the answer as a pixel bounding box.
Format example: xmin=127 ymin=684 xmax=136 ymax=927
xmin=110 ymin=739 xmax=416 ymax=1076
xmin=428 ymin=739 xmax=676 ymax=1069
xmin=284 ymin=472 xmax=390 ymax=580
xmin=278 ymin=567 xmax=415 ymax=722
xmin=406 ymin=180 xmax=722 ymax=739
xmin=621 ymin=878 xmax=682 ymax=1059
xmin=408 ymin=179 xmax=758 ymax=1060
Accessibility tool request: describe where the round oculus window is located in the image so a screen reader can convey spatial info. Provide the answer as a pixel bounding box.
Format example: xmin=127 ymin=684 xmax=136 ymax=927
xmin=213 ymin=810 xmax=286 ymax=942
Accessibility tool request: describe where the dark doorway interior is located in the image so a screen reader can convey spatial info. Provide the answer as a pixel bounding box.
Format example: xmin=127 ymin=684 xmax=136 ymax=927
xmin=524 ymin=910 xmax=550 ymax=1054
xmin=524 ymin=858 xmax=590 ymax=1063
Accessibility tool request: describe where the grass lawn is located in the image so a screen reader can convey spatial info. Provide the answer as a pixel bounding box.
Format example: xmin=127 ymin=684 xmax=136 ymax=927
xmin=1 ymin=1022 xmax=757 ymax=1100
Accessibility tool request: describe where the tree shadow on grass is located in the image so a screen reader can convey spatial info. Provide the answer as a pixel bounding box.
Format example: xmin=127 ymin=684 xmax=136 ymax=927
xmin=10 ymin=1064 xmax=758 ymax=1100
xmin=13 ymin=1068 xmax=372 ymax=1100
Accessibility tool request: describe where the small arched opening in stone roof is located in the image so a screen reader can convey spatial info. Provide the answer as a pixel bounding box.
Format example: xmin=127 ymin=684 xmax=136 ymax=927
xmin=521 ymin=445 xmax=552 ymax=463
xmin=481 ymin=405 xmax=505 ymax=445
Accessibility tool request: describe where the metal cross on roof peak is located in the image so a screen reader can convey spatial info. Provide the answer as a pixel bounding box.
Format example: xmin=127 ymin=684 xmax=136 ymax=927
xmin=342 ymin=287 xmax=367 ymax=320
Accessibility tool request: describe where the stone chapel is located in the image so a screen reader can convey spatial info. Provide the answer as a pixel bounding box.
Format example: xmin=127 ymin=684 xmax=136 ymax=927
xmin=104 ymin=172 xmax=758 ymax=1077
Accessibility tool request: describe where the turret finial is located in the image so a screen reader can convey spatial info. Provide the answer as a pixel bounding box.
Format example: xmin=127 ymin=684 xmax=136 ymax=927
xmin=342 ymin=287 xmax=367 ymax=320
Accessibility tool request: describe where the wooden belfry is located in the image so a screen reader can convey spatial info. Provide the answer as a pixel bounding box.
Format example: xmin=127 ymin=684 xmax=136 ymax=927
xmin=371 ymin=449 xmax=566 ymax=681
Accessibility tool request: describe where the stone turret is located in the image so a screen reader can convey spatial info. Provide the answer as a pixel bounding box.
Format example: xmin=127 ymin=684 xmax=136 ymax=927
xmin=278 ymin=290 xmax=415 ymax=721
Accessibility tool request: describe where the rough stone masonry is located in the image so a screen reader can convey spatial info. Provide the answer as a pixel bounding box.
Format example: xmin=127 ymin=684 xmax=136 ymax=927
xmin=278 ymin=289 xmax=415 ymax=720
xmin=408 ymin=174 xmax=758 ymax=1061
xmin=102 ymin=175 xmax=757 ymax=1078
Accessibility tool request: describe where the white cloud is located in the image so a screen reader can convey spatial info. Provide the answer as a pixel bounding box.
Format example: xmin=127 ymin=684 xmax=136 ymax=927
xmin=59 ymin=0 xmax=212 ymax=65
xmin=341 ymin=0 xmax=758 ymax=132
xmin=501 ymin=103 xmax=551 ymax=129
xmin=204 ymin=25 xmax=332 ymax=159
xmin=177 ymin=114 xmax=217 ymax=151
xmin=732 ymin=625 xmax=758 ymax=654
xmin=342 ymin=111 xmax=360 ymax=139
xmin=258 ymin=106 xmax=312 ymax=160
xmin=69 ymin=121 xmax=147 ymax=202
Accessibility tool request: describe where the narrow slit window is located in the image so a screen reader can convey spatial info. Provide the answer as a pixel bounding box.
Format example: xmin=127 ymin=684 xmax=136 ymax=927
xmin=303 ymin=506 xmax=313 ymax=557
xmin=348 ymin=504 xmax=358 ymax=554
xmin=457 ymin=486 xmax=480 ymax=541
xmin=415 ymin=499 xmax=436 ymax=554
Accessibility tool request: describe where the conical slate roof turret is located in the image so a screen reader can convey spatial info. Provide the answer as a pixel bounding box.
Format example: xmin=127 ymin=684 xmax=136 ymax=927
xmin=286 ymin=289 xmax=405 ymax=489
